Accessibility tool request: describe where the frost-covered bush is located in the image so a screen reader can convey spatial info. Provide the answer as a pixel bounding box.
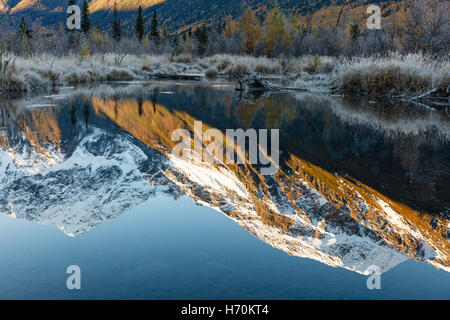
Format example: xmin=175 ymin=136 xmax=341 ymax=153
xmin=333 ymin=53 xmax=450 ymax=96
xmin=203 ymin=55 xmax=282 ymax=76
xmin=1 ymin=52 xmax=447 ymax=97
xmin=172 ymin=54 xmax=193 ymax=63
xmin=282 ymin=56 xmax=336 ymax=77
xmin=0 ymin=53 xmax=201 ymax=92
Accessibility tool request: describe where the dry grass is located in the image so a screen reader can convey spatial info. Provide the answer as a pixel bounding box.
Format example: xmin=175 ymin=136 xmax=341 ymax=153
xmin=172 ymin=53 xmax=193 ymax=64
xmin=203 ymin=54 xmax=282 ymax=76
xmin=0 ymin=53 xmax=197 ymax=92
xmin=1 ymin=52 xmax=448 ymax=97
xmin=334 ymin=53 xmax=450 ymax=96
xmin=281 ymin=56 xmax=335 ymax=78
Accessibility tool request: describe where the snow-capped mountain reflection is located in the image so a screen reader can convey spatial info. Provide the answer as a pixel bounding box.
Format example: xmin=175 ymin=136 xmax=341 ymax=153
xmin=0 ymin=86 xmax=448 ymax=275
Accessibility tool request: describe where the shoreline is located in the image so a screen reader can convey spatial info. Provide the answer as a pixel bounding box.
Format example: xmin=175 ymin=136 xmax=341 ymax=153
xmin=1 ymin=53 xmax=449 ymax=106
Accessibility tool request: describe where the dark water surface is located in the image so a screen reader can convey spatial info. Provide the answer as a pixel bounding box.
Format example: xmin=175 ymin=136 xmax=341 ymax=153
xmin=0 ymin=81 xmax=449 ymax=299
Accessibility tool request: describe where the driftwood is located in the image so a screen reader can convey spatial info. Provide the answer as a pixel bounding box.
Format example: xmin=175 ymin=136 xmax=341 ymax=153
xmin=405 ymin=97 xmax=449 ymax=110
xmin=149 ymin=73 xmax=203 ymax=81
xmin=235 ymin=74 xmax=308 ymax=92
xmin=235 ymin=74 xmax=281 ymax=91
xmin=397 ymin=87 xmax=450 ymax=110
xmin=412 ymin=88 xmax=440 ymax=100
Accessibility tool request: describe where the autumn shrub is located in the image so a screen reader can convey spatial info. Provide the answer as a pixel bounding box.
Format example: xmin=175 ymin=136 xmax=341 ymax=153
xmin=226 ymin=63 xmax=251 ymax=75
xmin=172 ymin=53 xmax=193 ymax=63
xmin=205 ymin=66 xmax=218 ymax=78
xmin=334 ymin=53 xmax=450 ymax=96
xmin=80 ymin=44 xmax=91 ymax=60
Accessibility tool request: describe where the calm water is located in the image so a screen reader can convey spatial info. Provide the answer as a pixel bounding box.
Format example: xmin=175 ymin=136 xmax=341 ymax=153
xmin=0 ymin=81 xmax=449 ymax=299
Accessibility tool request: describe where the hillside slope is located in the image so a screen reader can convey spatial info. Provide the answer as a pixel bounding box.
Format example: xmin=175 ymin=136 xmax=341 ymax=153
xmin=0 ymin=0 xmax=393 ymax=30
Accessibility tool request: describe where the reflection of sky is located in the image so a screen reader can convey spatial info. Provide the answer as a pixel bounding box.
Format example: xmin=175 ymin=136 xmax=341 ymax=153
xmin=0 ymin=195 xmax=448 ymax=300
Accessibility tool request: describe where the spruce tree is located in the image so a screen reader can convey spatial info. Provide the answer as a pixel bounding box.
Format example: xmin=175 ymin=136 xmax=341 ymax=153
xmin=350 ymin=24 xmax=360 ymax=44
xmin=18 ymin=17 xmax=32 ymax=39
xmin=135 ymin=6 xmax=144 ymax=42
xmin=81 ymin=0 xmax=90 ymax=34
xmin=150 ymin=10 xmax=160 ymax=45
xmin=112 ymin=2 xmax=122 ymax=42
xmin=18 ymin=17 xmax=32 ymax=57
xmin=173 ymin=34 xmax=179 ymax=48
xmin=194 ymin=26 xmax=208 ymax=56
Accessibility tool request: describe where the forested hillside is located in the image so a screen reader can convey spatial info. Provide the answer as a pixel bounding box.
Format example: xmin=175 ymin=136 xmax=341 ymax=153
xmin=0 ymin=0 xmax=399 ymax=31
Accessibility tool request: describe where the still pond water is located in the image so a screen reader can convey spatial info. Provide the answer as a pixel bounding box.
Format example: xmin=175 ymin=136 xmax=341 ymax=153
xmin=0 ymin=81 xmax=448 ymax=299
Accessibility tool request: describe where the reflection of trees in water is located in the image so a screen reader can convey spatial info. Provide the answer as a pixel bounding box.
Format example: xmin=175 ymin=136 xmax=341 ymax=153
xmin=224 ymin=91 xmax=449 ymax=214
xmin=70 ymin=105 xmax=77 ymax=126
xmin=1 ymin=88 xmax=448 ymax=269
xmin=137 ymin=95 xmax=143 ymax=117
xmin=84 ymin=102 xmax=90 ymax=129
xmin=151 ymin=88 xmax=160 ymax=114
xmin=288 ymin=94 xmax=449 ymax=213
xmin=0 ymin=99 xmax=19 ymax=140
xmin=233 ymin=93 xmax=296 ymax=129
xmin=2 ymin=84 xmax=447 ymax=214
xmin=0 ymin=106 xmax=11 ymax=140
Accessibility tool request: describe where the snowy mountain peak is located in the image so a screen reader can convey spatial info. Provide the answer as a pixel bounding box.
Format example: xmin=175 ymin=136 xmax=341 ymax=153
xmin=0 ymin=97 xmax=448 ymax=275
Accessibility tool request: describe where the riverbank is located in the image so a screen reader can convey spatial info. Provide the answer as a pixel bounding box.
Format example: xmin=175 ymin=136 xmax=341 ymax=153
xmin=1 ymin=53 xmax=449 ymax=100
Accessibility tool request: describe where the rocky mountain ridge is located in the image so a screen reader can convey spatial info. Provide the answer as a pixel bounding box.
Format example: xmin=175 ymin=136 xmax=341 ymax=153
xmin=0 ymin=93 xmax=448 ymax=275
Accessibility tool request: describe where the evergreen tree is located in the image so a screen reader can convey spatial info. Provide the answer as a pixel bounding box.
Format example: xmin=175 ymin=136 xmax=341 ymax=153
xmin=173 ymin=34 xmax=179 ymax=48
xmin=18 ymin=17 xmax=32 ymax=39
xmin=194 ymin=26 xmax=208 ymax=56
xmin=215 ymin=23 xmax=223 ymax=35
xmin=17 ymin=18 xmax=32 ymax=57
xmin=135 ymin=6 xmax=145 ymax=42
xmin=150 ymin=10 xmax=160 ymax=45
xmin=81 ymin=0 xmax=90 ymax=34
xmin=350 ymin=24 xmax=360 ymax=44
xmin=112 ymin=1 xmax=122 ymax=42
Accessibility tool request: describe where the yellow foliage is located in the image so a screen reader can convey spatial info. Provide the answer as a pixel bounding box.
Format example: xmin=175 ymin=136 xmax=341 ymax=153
xmin=80 ymin=44 xmax=91 ymax=60
xmin=224 ymin=17 xmax=238 ymax=37
xmin=263 ymin=4 xmax=289 ymax=56
xmin=239 ymin=7 xmax=262 ymax=54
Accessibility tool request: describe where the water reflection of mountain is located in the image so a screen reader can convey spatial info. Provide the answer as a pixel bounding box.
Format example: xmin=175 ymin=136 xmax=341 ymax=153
xmin=0 ymin=83 xmax=448 ymax=275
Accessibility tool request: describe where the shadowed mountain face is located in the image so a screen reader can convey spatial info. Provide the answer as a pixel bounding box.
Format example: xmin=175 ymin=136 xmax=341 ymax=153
xmin=0 ymin=0 xmax=283 ymax=28
xmin=0 ymin=0 xmax=18 ymax=12
xmin=1 ymin=0 xmax=163 ymax=13
xmin=0 ymin=0 xmax=393 ymax=29
xmin=0 ymin=83 xmax=449 ymax=275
